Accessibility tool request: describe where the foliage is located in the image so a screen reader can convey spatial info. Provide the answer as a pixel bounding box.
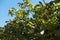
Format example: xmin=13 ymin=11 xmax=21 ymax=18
xmin=2 ymin=0 xmax=60 ymax=40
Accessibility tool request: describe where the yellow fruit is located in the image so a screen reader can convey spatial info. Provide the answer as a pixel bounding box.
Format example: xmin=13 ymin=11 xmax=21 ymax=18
xmin=31 ymin=5 xmax=35 ymax=9
xmin=18 ymin=13 xmax=23 ymax=18
xmin=19 ymin=13 xmax=23 ymax=17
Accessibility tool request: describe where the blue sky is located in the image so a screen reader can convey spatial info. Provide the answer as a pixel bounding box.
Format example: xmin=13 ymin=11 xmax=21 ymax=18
xmin=0 ymin=0 xmax=51 ymax=27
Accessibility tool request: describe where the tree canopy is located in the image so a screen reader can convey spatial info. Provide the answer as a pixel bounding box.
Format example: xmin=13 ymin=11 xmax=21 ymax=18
xmin=0 ymin=0 xmax=60 ymax=40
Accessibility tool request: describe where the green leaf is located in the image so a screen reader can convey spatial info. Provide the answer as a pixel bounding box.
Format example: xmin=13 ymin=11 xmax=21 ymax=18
xmin=55 ymin=2 xmax=60 ymax=6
